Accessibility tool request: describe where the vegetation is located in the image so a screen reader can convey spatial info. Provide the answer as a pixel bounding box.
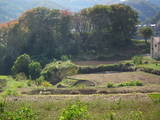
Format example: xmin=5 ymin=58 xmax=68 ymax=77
xmin=0 ymin=106 xmax=38 ymax=120
xmin=28 ymin=61 xmax=42 ymax=80
xmin=0 ymin=79 xmax=7 ymax=90
xmin=0 ymin=2 xmax=159 ymax=120
xmin=41 ymin=61 xmax=78 ymax=85
xmin=107 ymin=81 xmax=143 ymax=88
xmin=0 ymin=4 xmax=138 ymax=74
xmin=11 ymin=54 xmax=31 ymax=76
xmin=59 ymin=102 xmax=89 ymax=120
xmin=139 ymin=27 xmax=153 ymax=45
xmin=149 ymin=94 xmax=160 ymax=104
xmin=132 ymin=56 xmax=143 ymax=65
xmin=78 ymin=63 xmax=133 ymax=74
xmin=0 ymin=97 xmax=159 ymax=120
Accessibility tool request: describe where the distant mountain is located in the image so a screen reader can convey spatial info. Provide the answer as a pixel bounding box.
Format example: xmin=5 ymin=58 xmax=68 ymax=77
xmin=146 ymin=11 xmax=160 ymax=24
xmin=0 ymin=0 xmax=64 ymax=23
xmin=55 ymin=0 xmax=160 ymax=22
xmin=148 ymin=0 xmax=160 ymax=7
xmin=54 ymin=0 xmax=122 ymax=11
xmin=123 ymin=0 xmax=160 ymax=21
xmin=0 ymin=0 xmax=160 ymax=23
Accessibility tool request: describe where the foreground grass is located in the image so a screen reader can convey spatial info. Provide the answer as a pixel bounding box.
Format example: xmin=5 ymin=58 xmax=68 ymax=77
xmin=2 ymin=94 xmax=160 ymax=120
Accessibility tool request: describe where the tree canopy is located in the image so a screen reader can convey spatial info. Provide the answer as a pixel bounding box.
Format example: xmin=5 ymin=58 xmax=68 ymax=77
xmin=0 ymin=5 xmax=138 ymax=74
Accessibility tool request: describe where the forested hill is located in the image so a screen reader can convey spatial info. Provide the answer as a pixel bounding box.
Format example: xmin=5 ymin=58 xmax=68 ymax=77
xmin=0 ymin=5 xmax=139 ymax=74
xmin=148 ymin=0 xmax=160 ymax=7
xmin=55 ymin=0 xmax=160 ymax=22
xmin=0 ymin=0 xmax=160 ymax=23
xmin=123 ymin=0 xmax=160 ymax=22
xmin=0 ymin=0 xmax=64 ymax=23
xmin=146 ymin=12 xmax=160 ymax=24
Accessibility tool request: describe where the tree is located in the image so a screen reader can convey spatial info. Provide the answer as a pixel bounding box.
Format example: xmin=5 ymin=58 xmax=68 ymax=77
xmin=41 ymin=61 xmax=78 ymax=85
xmin=139 ymin=27 xmax=153 ymax=45
xmin=28 ymin=61 xmax=42 ymax=80
xmin=84 ymin=5 xmax=112 ymax=52
xmin=12 ymin=54 xmax=31 ymax=75
xmin=110 ymin=4 xmax=139 ymax=47
xmin=83 ymin=4 xmax=139 ymax=52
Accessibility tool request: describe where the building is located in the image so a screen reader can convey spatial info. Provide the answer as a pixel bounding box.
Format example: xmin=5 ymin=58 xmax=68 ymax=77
xmin=151 ymin=37 xmax=160 ymax=59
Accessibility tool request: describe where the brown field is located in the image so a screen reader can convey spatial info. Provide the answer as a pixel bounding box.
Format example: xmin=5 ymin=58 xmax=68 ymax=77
xmin=70 ymin=72 xmax=160 ymax=87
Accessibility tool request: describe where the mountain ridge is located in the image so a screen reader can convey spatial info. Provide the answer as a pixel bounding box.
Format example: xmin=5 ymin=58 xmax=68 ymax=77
xmin=0 ymin=0 xmax=160 ymax=23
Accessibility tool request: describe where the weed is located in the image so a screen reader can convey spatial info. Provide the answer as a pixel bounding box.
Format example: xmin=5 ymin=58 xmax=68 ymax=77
xmin=107 ymin=83 xmax=115 ymax=88
xmin=59 ymin=101 xmax=90 ymax=120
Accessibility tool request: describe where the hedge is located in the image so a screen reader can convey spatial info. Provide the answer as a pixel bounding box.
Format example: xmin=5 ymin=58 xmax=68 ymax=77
xmin=78 ymin=63 xmax=134 ymax=74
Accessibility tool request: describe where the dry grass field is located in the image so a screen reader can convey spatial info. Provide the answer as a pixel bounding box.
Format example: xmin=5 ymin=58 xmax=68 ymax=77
xmin=5 ymin=93 xmax=160 ymax=120
xmin=70 ymin=72 xmax=160 ymax=87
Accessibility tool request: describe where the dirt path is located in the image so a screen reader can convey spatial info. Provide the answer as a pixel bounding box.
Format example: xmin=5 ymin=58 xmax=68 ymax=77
xmin=6 ymin=93 xmax=152 ymax=102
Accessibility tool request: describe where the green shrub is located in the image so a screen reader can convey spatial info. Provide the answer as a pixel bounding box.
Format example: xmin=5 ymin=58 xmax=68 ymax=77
xmin=132 ymin=56 xmax=143 ymax=65
xmin=126 ymin=111 xmax=143 ymax=120
xmin=41 ymin=61 xmax=78 ymax=85
xmin=78 ymin=63 xmax=133 ymax=74
xmin=12 ymin=54 xmax=31 ymax=76
xmin=61 ymin=55 xmax=71 ymax=61
xmin=15 ymin=73 xmax=27 ymax=81
xmin=107 ymin=83 xmax=114 ymax=88
xmin=0 ymin=79 xmax=7 ymax=89
xmin=0 ymin=106 xmax=38 ymax=120
xmin=135 ymin=81 xmax=143 ymax=86
xmin=29 ymin=61 xmax=42 ymax=80
xmin=0 ymin=100 xmax=6 ymax=113
xmin=41 ymin=81 xmax=52 ymax=87
xmin=149 ymin=94 xmax=160 ymax=104
xmin=117 ymin=81 xmax=143 ymax=87
xmin=137 ymin=66 xmax=160 ymax=75
xmin=107 ymin=81 xmax=143 ymax=88
xmin=4 ymin=89 xmax=19 ymax=96
xmin=59 ymin=102 xmax=89 ymax=120
xmin=35 ymin=76 xmax=45 ymax=86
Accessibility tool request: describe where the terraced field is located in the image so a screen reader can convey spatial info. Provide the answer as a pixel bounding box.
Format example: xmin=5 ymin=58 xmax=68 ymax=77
xmin=69 ymin=72 xmax=160 ymax=87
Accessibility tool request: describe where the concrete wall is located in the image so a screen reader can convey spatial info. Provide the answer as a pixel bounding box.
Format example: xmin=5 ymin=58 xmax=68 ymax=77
xmin=151 ymin=37 xmax=160 ymax=58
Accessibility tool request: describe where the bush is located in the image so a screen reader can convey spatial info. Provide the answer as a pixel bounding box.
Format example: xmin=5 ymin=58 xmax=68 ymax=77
xmin=0 ymin=79 xmax=7 ymax=89
xmin=78 ymin=63 xmax=134 ymax=74
xmin=15 ymin=73 xmax=27 ymax=81
xmin=4 ymin=89 xmax=19 ymax=96
xmin=117 ymin=81 xmax=143 ymax=87
xmin=35 ymin=76 xmax=45 ymax=86
xmin=59 ymin=102 xmax=89 ymax=120
xmin=107 ymin=83 xmax=114 ymax=88
xmin=41 ymin=81 xmax=52 ymax=87
xmin=132 ymin=56 xmax=143 ymax=65
xmin=107 ymin=81 xmax=143 ymax=88
xmin=29 ymin=61 xmax=42 ymax=80
xmin=41 ymin=61 xmax=78 ymax=85
xmin=0 ymin=106 xmax=38 ymax=120
xmin=61 ymin=55 xmax=71 ymax=61
xmin=0 ymin=100 xmax=6 ymax=113
xmin=12 ymin=54 xmax=31 ymax=76
xmin=138 ymin=67 xmax=160 ymax=75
